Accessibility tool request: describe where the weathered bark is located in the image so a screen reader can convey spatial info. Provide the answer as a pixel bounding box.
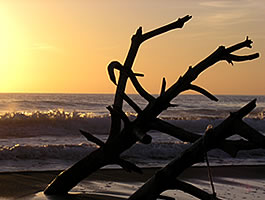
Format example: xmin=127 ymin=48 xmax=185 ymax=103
xmin=108 ymin=15 xmax=192 ymax=142
xmin=44 ymin=16 xmax=260 ymax=199
xmin=44 ymin=15 xmax=192 ymax=195
xmin=150 ymin=118 xmax=261 ymax=157
xmin=129 ymin=100 xmax=262 ymax=200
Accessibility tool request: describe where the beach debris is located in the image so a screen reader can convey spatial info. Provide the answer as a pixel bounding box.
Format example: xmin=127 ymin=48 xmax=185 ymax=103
xmin=44 ymin=15 xmax=262 ymax=200
xmin=204 ymin=125 xmax=217 ymax=198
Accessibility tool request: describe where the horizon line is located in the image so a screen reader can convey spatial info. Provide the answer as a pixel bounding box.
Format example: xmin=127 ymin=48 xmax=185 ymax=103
xmin=0 ymin=92 xmax=264 ymax=96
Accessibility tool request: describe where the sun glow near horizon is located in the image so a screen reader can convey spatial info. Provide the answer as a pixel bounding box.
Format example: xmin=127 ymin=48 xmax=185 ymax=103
xmin=0 ymin=0 xmax=264 ymax=95
xmin=0 ymin=4 xmax=32 ymax=91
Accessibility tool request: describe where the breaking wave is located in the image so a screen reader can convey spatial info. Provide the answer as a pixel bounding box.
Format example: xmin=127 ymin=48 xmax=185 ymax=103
xmin=0 ymin=109 xmax=264 ymax=138
xmin=1 ymin=141 xmax=265 ymax=170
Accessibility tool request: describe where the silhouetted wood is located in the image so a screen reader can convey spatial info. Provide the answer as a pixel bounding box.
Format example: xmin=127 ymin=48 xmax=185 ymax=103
xmin=80 ymin=129 xmax=142 ymax=174
xmin=128 ymin=100 xmax=259 ymax=200
xmin=44 ymin=16 xmax=261 ymax=199
xmin=44 ymin=15 xmax=192 ymax=195
xmin=108 ymin=15 xmax=192 ymax=142
xmin=150 ymin=118 xmax=260 ymax=157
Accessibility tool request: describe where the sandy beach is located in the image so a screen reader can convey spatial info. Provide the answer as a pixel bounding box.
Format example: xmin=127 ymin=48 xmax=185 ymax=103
xmin=0 ymin=165 xmax=264 ymax=199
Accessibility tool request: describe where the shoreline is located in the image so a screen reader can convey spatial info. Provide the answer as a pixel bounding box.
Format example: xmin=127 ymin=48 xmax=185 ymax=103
xmin=1 ymin=163 xmax=265 ymax=173
xmin=0 ymin=165 xmax=264 ymax=199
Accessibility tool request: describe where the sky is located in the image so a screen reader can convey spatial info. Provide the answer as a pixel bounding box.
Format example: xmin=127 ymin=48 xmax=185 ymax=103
xmin=0 ymin=0 xmax=264 ymax=95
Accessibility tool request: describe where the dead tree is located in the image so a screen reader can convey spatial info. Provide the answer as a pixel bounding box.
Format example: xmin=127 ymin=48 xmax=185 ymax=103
xmin=129 ymin=99 xmax=265 ymax=200
xmin=44 ymin=15 xmax=262 ymax=199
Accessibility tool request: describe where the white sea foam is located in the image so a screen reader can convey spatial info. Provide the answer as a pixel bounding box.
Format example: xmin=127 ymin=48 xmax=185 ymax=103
xmin=0 ymin=139 xmax=265 ymax=172
xmin=0 ymin=94 xmax=264 ymax=172
xmin=0 ymin=109 xmax=264 ymax=137
xmin=0 ymin=143 xmax=97 ymax=160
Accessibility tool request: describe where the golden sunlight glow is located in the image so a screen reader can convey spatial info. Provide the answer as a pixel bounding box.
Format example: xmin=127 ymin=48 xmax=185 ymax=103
xmin=0 ymin=1 xmax=264 ymax=94
xmin=0 ymin=7 xmax=11 ymax=83
xmin=0 ymin=5 xmax=30 ymax=92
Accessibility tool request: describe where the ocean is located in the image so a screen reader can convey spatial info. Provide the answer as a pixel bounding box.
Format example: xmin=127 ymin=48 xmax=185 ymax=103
xmin=0 ymin=93 xmax=264 ymax=172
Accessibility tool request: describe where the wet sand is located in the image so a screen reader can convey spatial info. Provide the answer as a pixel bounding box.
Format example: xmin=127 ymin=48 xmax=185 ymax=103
xmin=0 ymin=165 xmax=265 ymax=199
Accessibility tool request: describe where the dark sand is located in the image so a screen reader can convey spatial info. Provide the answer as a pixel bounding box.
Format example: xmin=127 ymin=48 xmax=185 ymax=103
xmin=0 ymin=165 xmax=265 ymax=199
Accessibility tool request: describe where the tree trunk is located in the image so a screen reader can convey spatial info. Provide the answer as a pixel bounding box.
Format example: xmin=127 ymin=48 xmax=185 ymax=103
xmin=44 ymin=16 xmax=260 ymax=199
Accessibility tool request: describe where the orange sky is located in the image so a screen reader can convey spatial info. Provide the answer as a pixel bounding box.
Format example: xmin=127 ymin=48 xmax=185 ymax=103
xmin=0 ymin=0 xmax=264 ymax=95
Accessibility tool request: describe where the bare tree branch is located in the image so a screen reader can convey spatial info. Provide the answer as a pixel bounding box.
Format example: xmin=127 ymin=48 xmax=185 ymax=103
xmin=150 ymin=118 xmax=262 ymax=157
xmin=80 ymin=129 xmax=105 ymax=147
xmin=44 ymin=17 xmax=260 ymax=198
xmin=121 ymin=92 xmax=142 ymax=113
xmin=80 ymin=130 xmax=142 ymax=174
xmin=107 ymin=61 xmax=144 ymax=85
xmin=235 ymin=120 xmax=265 ymax=148
xmin=44 ymin=17 xmax=193 ymax=195
xmin=129 ymin=100 xmax=256 ymax=200
xmin=160 ymin=77 xmax=167 ymax=96
xmin=150 ymin=118 xmax=200 ymax=142
xmin=226 ymin=36 xmax=253 ymax=53
xmin=127 ymin=69 xmax=155 ymax=102
xmin=188 ymin=84 xmax=218 ymax=101
xmin=108 ymin=15 xmax=192 ymax=141
xmin=141 ymin=15 xmax=192 ymax=42
xmin=107 ymin=105 xmax=130 ymax=126
xmin=224 ymin=53 xmax=260 ymax=65
xmin=133 ymin=128 xmax=153 ymax=144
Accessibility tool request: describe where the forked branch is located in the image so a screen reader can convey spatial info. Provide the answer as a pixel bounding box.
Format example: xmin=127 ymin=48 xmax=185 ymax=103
xmin=162 ymin=38 xmax=259 ymax=104
xmin=150 ymin=118 xmax=263 ymax=157
xmin=80 ymin=129 xmax=142 ymax=174
xmin=44 ymin=17 xmax=260 ymax=198
xmin=129 ymin=100 xmax=258 ymax=200
xmin=108 ymin=15 xmax=192 ymax=141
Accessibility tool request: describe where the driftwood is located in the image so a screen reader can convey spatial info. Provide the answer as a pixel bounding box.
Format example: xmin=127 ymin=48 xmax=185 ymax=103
xmin=44 ymin=15 xmax=193 ymax=195
xmin=44 ymin=15 xmax=262 ymax=199
xmin=128 ymin=99 xmax=263 ymax=200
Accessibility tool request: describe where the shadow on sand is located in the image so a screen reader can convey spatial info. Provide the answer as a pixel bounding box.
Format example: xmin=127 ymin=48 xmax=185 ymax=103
xmin=27 ymin=192 xmax=125 ymax=200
